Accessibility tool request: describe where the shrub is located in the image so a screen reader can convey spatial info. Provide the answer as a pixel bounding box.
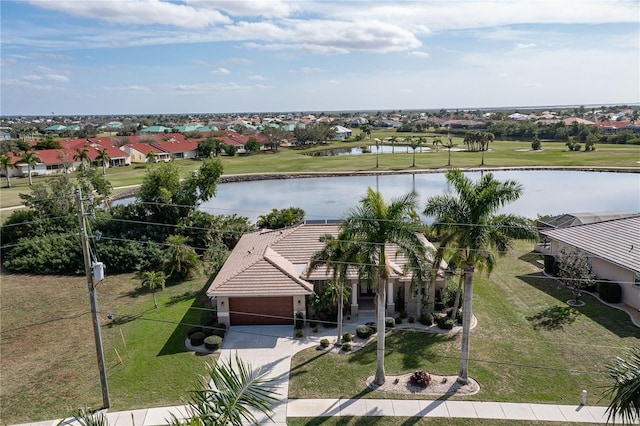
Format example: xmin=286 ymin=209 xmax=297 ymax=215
xmin=419 ymin=313 xmax=433 ymax=326
xmin=187 ymin=326 xmax=202 ymax=337
xmin=189 ymin=331 xmax=206 ymax=346
xmin=436 ymin=316 xmax=454 ymax=330
xmin=399 ymin=310 xmax=408 ymax=319
xmin=295 ymin=329 xmax=304 ymax=338
xmin=320 ymin=338 xmax=330 ymax=348
xmin=295 ymin=311 xmax=304 ymax=330
xmin=408 ymin=316 xmax=415 ymax=324
xmin=365 ymin=322 xmax=377 ymax=333
xmin=342 ymin=332 xmax=353 ymax=342
xmin=356 ymin=325 xmax=373 ymax=339
xmin=208 ymin=326 xmax=226 ymax=338
xmin=543 ymin=255 xmax=557 ymax=275
xmin=309 ymin=320 xmax=318 ymax=328
xmin=203 ymin=335 xmax=223 ymax=351
xmin=385 ymin=317 xmax=396 ymax=328
xmin=446 ymin=308 xmax=463 ymax=323
xmin=409 ymin=370 xmax=432 ymax=388
xmin=396 ymin=317 xmax=403 ymax=325
xmin=342 ymin=342 xmax=352 ymax=351
xmin=598 ymin=280 xmax=622 ymax=303
xmin=313 ymin=326 xmax=319 ymax=333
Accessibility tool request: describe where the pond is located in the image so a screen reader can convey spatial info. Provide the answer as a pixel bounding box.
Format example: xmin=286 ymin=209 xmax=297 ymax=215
xmin=308 ymin=145 xmax=431 ymax=156
xmin=198 ymin=170 xmax=640 ymax=223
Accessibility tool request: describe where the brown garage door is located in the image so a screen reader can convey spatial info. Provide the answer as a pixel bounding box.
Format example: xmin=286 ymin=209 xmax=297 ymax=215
xmin=229 ymin=296 xmax=293 ymax=325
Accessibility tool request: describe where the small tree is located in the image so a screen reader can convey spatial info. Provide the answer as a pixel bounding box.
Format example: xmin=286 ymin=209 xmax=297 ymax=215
xmin=244 ymin=138 xmax=261 ymax=154
xmin=146 ymin=150 xmax=157 ymax=163
xmin=19 ymin=151 xmax=41 ymax=185
xmin=141 ymin=270 xmax=166 ymax=308
xmin=531 ymin=136 xmax=542 ymax=151
xmin=556 ymin=247 xmax=595 ymax=305
xmin=256 ymin=207 xmax=305 ymax=229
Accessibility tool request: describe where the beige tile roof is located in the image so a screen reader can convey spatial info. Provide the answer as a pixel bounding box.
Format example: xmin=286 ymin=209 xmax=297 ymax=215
xmin=207 ymin=223 xmax=446 ymax=297
xmin=541 ymin=215 xmax=640 ymax=273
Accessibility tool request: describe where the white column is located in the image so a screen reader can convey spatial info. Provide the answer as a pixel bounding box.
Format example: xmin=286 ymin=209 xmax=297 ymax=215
xmin=351 ymin=282 xmax=359 ymax=316
xmin=387 ymin=281 xmax=395 ymax=314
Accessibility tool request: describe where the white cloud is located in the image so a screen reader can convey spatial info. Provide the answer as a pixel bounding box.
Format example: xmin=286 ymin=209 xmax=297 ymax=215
xmin=186 ymin=0 xmax=296 ymax=18
xmin=212 ymin=67 xmax=231 ymax=75
xmin=1 ymin=58 xmax=17 ymax=66
xmin=515 ymin=43 xmax=537 ymax=50
xmin=408 ymin=51 xmax=430 ymax=58
xmin=30 ymin=0 xmax=231 ymax=28
xmin=248 ymin=74 xmax=265 ymax=80
xmin=27 ymin=52 xmax=72 ymax=60
xmin=289 ymin=67 xmax=323 ymax=74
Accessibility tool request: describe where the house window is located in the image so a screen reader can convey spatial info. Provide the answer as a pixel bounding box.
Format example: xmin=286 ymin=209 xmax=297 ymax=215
xmin=635 ymin=273 xmax=640 ymax=286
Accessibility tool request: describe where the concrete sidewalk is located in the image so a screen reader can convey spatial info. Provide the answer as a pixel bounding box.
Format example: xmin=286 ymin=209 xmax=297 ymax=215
xmin=17 ymin=400 xmax=619 ymax=425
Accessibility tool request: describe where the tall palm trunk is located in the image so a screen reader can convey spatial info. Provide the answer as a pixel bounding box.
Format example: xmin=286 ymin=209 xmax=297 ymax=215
xmin=458 ymin=263 xmax=475 ymax=384
xmin=375 ymin=276 xmax=386 ymax=385
xmin=337 ymin=282 xmax=344 ymax=345
xmin=5 ymin=174 xmax=11 ymax=188
xmin=28 ymin=169 xmax=33 ymax=186
xmin=450 ymin=271 xmax=464 ymax=320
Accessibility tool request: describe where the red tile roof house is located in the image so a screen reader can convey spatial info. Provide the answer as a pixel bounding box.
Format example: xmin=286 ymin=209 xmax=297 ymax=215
xmin=207 ymin=223 xmax=448 ymax=327
xmin=121 ymin=134 xmax=198 ymax=163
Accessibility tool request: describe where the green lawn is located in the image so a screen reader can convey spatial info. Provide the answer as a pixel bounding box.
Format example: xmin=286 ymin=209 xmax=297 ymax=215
xmin=0 ymin=272 xmax=215 ymax=425
xmin=288 ymin=241 xmax=639 ymax=406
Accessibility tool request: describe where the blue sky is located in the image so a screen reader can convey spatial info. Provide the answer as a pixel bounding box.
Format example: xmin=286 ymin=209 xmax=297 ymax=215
xmin=1 ymin=0 xmax=638 ymax=115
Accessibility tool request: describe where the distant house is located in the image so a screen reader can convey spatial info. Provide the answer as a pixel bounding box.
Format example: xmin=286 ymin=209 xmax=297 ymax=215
xmin=140 ymin=125 xmax=169 ymax=134
xmin=207 ymin=223 xmax=447 ymax=327
xmin=44 ymin=124 xmax=67 ymax=133
xmin=331 ymin=125 xmax=352 ymax=141
xmin=540 ymin=215 xmax=640 ymax=311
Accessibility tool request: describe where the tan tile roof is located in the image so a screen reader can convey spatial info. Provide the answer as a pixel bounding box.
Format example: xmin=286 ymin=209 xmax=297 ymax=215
xmin=207 ymin=223 xmax=446 ymax=297
xmin=541 ymin=215 xmax=640 ymax=273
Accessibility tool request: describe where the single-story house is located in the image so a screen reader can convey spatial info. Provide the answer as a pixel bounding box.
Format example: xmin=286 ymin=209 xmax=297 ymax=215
xmin=207 ymin=222 xmax=447 ymax=327
xmin=540 ymin=215 xmax=640 ymax=310
xmin=331 ymin=125 xmax=352 ymax=141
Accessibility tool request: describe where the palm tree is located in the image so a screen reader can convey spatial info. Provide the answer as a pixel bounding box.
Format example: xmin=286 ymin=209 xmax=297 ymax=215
xmin=74 ymin=146 xmax=90 ymax=176
xmin=605 ymin=346 xmax=640 ymax=424
xmin=19 ymin=151 xmax=41 ymax=186
xmin=163 ymin=234 xmax=200 ymax=281
xmin=423 ymin=170 xmax=537 ymax=384
xmin=170 ymin=354 xmax=278 ymax=426
xmin=141 ymin=270 xmax=166 ymax=308
xmin=96 ymin=148 xmax=110 ymax=175
xmin=409 ymin=136 xmax=424 ymax=167
xmin=432 ymin=137 xmax=442 ymax=153
xmin=342 ymin=188 xmax=429 ymax=386
xmin=0 ymin=154 xmax=13 ymax=188
xmin=146 ymin=150 xmax=157 ymax=164
xmin=389 ymin=136 xmax=398 ymax=154
xmin=442 ymin=137 xmax=457 ymax=167
xmin=307 ymin=232 xmax=359 ymax=345
xmin=480 ymin=132 xmax=494 ymax=166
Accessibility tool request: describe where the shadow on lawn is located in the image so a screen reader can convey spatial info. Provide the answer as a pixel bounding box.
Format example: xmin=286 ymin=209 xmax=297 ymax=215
xmin=518 ymin=272 xmax=639 ymax=338
xmin=157 ymin=293 xmax=210 ymax=357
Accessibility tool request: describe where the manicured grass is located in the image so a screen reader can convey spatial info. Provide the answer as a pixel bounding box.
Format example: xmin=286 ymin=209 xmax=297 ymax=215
xmin=288 ymin=241 xmax=639 ymax=405
xmin=0 ymin=272 xmax=214 ymax=425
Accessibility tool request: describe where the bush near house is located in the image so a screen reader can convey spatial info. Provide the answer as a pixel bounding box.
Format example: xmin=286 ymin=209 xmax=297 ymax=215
xmin=598 ymin=280 xmax=622 ymax=303
xmin=436 ymin=315 xmax=454 ymax=330
xmin=419 ymin=313 xmax=434 ymax=326
xmin=189 ymin=332 xmax=206 ymax=346
xmin=203 ymin=335 xmax=223 ymax=351
xmin=355 ymin=325 xmax=373 ymax=339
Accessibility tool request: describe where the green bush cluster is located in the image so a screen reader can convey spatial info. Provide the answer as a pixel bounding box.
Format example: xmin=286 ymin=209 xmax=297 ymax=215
xmin=446 ymin=308 xmax=463 ymax=323
xmin=189 ymin=332 xmax=206 ymax=346
xmin=342 ymin=332 xmax=353 ymax=342
xmin=187 ymin=326 xmax=202 ymax=336
xmin=342 ymin=342 xmax=352 ymax=351
xmin=419 ymin=313 xmax=433 ymax=326
xmin=295 ymin=311 xmax=305 ymax=330
xmin=436 ymin=316 xmax=454 ymax=330
xmin=295 ymin=329 xmax=304 ymax=338
xmin=356 ymin=325 xmax=374 ymax=339
xmin=598 ymin=280 xmax=622 ymax=303
xmin=206 ymin=323 xmax=227 ymax=338
xmin=320 ymin=338 xmax=330 ymax=348
xmin=365 ymin=322 xmax=377 ymax=333
xmin=408 ymin=316 xmax=415 ymax=324
xmin=203 ymin=335 xmax=223 ymax=350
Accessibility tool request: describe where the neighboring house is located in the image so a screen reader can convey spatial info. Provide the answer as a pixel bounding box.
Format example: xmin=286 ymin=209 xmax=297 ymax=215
xmin=207 ymin=223 xmax=447 ymax=327
xmin=331 ymin=125 xmax=352 ymax=141
xmin=539 ymin=215 xmax=640 ymax=310
xmin=145 ymin=136 xmax=198 ymax=160
xmin=43 ymin=124 xmax=67 ymax=133
xmin=140 ymin=125 xmax=169 ymax=133
xmin=122 ymin=142 xmax=171 ymax=163
xmin=597 ymin=120 xmax=631 ymax=135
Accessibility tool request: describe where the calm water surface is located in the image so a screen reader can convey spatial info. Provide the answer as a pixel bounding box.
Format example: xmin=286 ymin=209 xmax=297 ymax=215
xmin=200 ymin=170 xmax=640 ymax=223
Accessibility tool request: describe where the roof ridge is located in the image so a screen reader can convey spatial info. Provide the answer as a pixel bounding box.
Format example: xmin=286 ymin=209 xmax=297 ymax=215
xmin=263 ymin=247 xmax=313 ymax=292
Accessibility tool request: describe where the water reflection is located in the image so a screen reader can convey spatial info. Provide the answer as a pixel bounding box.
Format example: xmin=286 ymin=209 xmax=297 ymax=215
xmin=200 ymin=170 xmax=640 ymax=223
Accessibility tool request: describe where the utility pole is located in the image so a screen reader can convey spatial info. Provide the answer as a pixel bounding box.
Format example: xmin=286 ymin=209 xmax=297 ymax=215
xmin=75 ymin=188 xmax=110 ymax=409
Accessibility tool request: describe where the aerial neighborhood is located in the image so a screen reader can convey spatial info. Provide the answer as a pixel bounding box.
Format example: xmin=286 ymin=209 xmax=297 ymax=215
xmin=1 ymin=105 xmax=639 ymax=179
